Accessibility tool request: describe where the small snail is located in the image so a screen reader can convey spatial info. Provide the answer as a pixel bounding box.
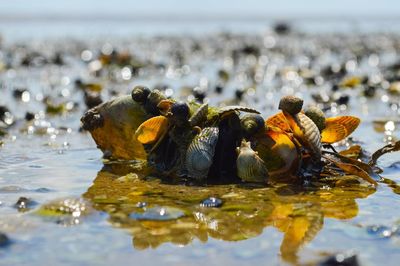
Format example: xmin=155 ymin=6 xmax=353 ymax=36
xmin=305 ymin=106 xmax=326 ymax=132
xmin=240 ymin=114 xmax=266 ymax=139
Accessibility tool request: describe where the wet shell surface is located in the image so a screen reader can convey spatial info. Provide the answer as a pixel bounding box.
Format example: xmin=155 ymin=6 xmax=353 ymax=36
xmin=189 ymin=103 xmax=208 ymax=127
xmin=236 ymin=140 xmax=269 ymax=183
xmin=297 ymin=112 xmax=322 ymax=159
xmin=186 ymin=127 xmax=219 ymax=180
xmin=81 ymin=95 xmax=147 ymax=160
xmin=218 ymin=105 xmax=260 ymax=116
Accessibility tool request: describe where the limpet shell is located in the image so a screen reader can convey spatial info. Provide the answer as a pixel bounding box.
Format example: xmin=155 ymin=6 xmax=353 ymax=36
xmin=236 ymin=140 xmax=268 ymax=183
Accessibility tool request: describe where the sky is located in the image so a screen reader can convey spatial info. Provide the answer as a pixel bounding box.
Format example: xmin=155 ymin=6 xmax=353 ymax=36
xmin=0 ymin=0 xmax=399 ymax=19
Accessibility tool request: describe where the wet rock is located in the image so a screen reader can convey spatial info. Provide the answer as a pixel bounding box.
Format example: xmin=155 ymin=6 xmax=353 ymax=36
xmin=24 ymin=112 xmax=35 ymax=121
xmin=200 ymin=197 xmax=223 ymax=208
xmin=331 ymin=84 xmax=340 ymax=92
xmin=12 ymin=88 xmax=29 ymax=100
xmin=235 ymin=89 xmax=245 ymax=101
xmin=0 ymin=106 xmax=14 ymax=127
xmin=241 ymin=45 xmax=260 ymax=57
xmin=366 ymin=225 xmax=400 ymax=238
xmin=217 ymin=69 xmax=229 ymax=82
xmin=130 ymin=206 xmax=185 ymax=221
xmin=34 ymin=187 xmax=52 ymax=193
xmin=52 ymin=52 xmax=64 ymax=65
xmin=319 ymin=253 xmax=360 ymax=266
xmin=36 ymin=198 xmax=93 ymax=226
xmin=215 ymin=85 xmax=223 ymax=94
xmin=84 ymin=91 xmax=103 ymax=109
xmin=136 ymin=202 xmax=147 ymax=208
xmin=192 ymin=87 xmax=206 ymax=103
xmin=0 ymin=232 xmax=10 ymax=247
xmin=274 ymin=22 xmax=291 ymax=35
xmin=0 ymin=186 xmax=28 ymax=193
xmin=14 ymin=197 xmax=37 ymax=212
xmin=335 ymin=95 xmax=350 ymax=106
xmin=0 ymin=106 xmax=9 ymax=120
xmin=0 ymin=129 xmax=6 ymax=137
xmin=363 ymin=86 xmax=376 ymax=98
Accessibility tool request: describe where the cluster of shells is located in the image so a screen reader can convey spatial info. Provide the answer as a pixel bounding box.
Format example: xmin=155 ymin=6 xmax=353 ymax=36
xmin=82 ymin=85 xmax=360 ymax=184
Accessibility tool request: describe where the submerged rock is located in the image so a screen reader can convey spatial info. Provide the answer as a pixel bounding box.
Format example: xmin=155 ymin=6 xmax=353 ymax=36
xmin=36 ymin=198 xmax=93 ymax=226
xmin=319 ymin=253 xmax=360 ymax=266
xmin=130 ymin=206 xmax=185 ymax=221
xmin=14 ymin=197 xmax=37 ymax=212
xmin=366 ymin=225 xmax=400 ymax=239
xmin=0 ymin=232 xmax=10 ymax=247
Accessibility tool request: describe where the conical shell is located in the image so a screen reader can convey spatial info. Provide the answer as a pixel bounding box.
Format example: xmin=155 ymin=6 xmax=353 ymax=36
xmin=186 ymin=127 xmax=219 ymax=180
xmin=236 ymin=140 xmax=268 ymax=183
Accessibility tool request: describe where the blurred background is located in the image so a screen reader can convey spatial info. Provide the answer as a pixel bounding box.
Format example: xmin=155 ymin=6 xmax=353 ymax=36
xmin=1 ymin=0 xmax=400 ymax=40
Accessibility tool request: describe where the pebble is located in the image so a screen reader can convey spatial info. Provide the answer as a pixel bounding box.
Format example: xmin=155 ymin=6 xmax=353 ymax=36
xmin=200 ymin=197 xmax=223 ymax=208
xmin=14 ymin=197 xmax=37 ymax=212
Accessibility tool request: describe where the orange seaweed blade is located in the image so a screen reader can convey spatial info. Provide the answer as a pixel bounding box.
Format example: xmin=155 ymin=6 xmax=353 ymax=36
xmin=134 ymin=116 xmax=168 ymax=144
xmin=266 ymin=112 xmax=292 ymax=132
xmin=321 ymin=116 xmax=360 ymax=144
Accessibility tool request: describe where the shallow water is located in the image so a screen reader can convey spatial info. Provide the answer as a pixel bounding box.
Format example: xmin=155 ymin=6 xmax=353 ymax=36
xmin=1 ymin=21 xmax=400 ymax=265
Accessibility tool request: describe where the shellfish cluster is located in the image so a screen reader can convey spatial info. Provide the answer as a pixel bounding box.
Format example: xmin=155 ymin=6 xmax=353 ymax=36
xmin=104 ymin=85 xmax=360 ymax=184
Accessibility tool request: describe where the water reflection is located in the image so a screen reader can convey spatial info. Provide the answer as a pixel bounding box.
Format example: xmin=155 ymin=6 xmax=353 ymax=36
xmin=83 ymin=164 xmax=375 ymax=264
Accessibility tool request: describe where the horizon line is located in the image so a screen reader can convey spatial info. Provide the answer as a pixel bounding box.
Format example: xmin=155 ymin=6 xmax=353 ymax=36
xmin=1 ymin=13 xmax=400 ymax=23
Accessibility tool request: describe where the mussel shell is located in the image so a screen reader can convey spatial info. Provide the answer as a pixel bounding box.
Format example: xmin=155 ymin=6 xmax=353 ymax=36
xmin=81 ymin=95 xmax=147 ymax=160
xmin=186 ymin=127 xmax=219 ymax=180
xmin=218 ymin=105 xmax=260 ymax=116
xmin=148 ymin=135 xmax=180 ymax=174
xmin=208 ymin=112 xmax=243 ymax=184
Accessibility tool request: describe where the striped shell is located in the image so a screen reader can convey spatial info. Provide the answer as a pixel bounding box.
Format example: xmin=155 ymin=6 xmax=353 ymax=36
xmin=297 ymin=112 xmax=322 ymax=160
xmin=218 ymin=105 xmax=260 ymax=116
xmin=186 ymin=127 xmax=219 ymax=180
xmin=236 ymin=140 xmax=269 ymax=183
xmin=189 ymin=103 xmax=208 ymax=127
